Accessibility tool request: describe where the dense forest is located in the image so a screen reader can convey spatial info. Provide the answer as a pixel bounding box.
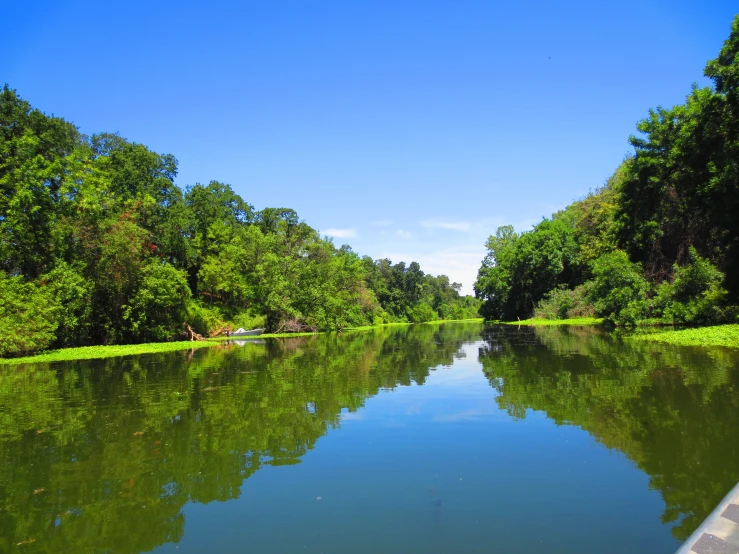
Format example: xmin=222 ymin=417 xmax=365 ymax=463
xmin=475 ymin=15 xmax=739 ymax=326
xmin=0 ymin=89 xmax=479 ymax=357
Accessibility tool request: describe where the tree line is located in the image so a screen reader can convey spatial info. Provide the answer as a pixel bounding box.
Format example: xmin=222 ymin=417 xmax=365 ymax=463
xmin=0 ymin=89 xmax=479 ymax=357
xmin=475 ymin=14 xmax=739 ymax=325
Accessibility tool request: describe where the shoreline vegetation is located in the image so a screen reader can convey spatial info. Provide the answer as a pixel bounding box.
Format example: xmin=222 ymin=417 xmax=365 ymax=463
xmin=499 ymin=317 xmax=604 ymax=326
xmin=491 ymin=317 xmax=739 ymax=348
xmin=6 ymin=318 xmax=738 ymax=366
xmin=473 ymin=17 xmax=739 ymax=331
xmin=634 ymin=324 xmax=739 ymax=349
xmin=0 ymin=87 xmax=480 ymax=361
xmin=4 ymin=16 xmax=739 ymax=360
xmin=0 ymin=320 xmax=484 ymax=366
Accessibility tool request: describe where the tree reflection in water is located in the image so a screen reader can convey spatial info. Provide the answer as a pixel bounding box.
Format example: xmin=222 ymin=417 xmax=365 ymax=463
xmin=0 ymin=323 xmax=481 ymax=553
xmin=479 ymin=325 xmax=739 ymax=541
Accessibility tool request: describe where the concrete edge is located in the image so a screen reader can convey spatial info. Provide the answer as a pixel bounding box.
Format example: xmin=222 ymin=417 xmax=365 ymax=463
xmin=674 ymin=481 xmax=739 ymax=554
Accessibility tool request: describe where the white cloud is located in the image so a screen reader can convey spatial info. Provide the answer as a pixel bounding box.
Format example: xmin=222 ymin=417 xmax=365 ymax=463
xmin=380 ymin=246 xmax=484 ymax=296
xmin=323 ymin=228 xmax=356 ymax=238
xmin=421 ymin=220 xmax=471 ymax=232
xmin=395 ymin=229 xmax=412 ymax=240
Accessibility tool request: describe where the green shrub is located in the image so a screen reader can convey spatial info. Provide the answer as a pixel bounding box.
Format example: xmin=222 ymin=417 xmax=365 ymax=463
xmin=0 ymin=273 xmax=60 ymax=357
xmin=186 ymin=301 xmax=225 ymax=336
xmin=230 ymin=311 xmax=267 ymax=331
xmin=122 ymin=261 xmax=191 ymax=342
xmin=407 ymin=302 xmax=438 ymax=323
xmin=654 ymin=247 xmax=729 ymax=325
xmin=40 ymin=262 xmax=93 ymax=347
xmin=534 ymin=284 xmax=595 ymax=320
xmin=588 ymin=251 xmax=649 ymax=325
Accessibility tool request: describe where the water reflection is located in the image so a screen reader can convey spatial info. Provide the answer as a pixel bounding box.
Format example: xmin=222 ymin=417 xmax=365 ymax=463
xmin=0 ymin=323 xmax=481 ymax=553
xmin=478 ymin=325 xmax=739 ymax=540
xmin=1 ymin=323 xmax=738 ymax=552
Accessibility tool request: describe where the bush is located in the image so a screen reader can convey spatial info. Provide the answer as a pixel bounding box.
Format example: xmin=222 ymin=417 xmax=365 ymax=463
xmin=588 ymin=251 xmax=649 ymax=325
xmin=186 ymin=301 xmax=225 ymax=336
xmin=407 ymin=302 xmax=438 ymax=323
xmin=122 ymin=261 xmax=191 ymax=342
xmin=654 ymin=247 xmax=729 ymax=325
xmin=0 ymin=273 xmax=60 ymax=357
xmin=40 ymin=262 xmax=93 ymax=347
xmin=230 ymin=311 xmax=267 ymax=332
xmin=534 ymin=284 xmax=595 ymax=320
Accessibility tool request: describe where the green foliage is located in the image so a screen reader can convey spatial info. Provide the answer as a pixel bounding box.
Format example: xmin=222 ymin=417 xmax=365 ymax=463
xmin=636 ymin=323 xmax=739 ymax=348
xmin=0 ymin=85 xmax=79 ymax=278
xmin=475 ymin=218 xmax=583 ymax=320
xmin=614 ymin=16 xmax=739 ymax=298
xmin=654 ymin=247 xmax=729 ymax=324
xmin=0 ymin=340 xmax=220 ymax=365
xmin=39 ymin=262 xmax=93 ymax=347
xmin=362 ymin=256 xmax=478 ymax=325
xmin=0 ymin=273 xmax=60 ymax=356
xmin=504 ymin=317 xmax=603 ymax=326
xmin=533 ymin=284 xmax=594 ymax=320
xmin=566 ymin=163 xmax=625 ymax=265
xmin=588 ymin=251 xmax=649 ymax=325
xmin=473 ymin=16 xmax=739 ymax=325
xmin=122 ymin=261 xmax=191 ymax=342
xmin=407 ymin=302 xmax=438 ymax=323
xmin=0 ymin=86 xmax=477 ymax=356
xmin=230 ymin=311 xmax=267 ymax=331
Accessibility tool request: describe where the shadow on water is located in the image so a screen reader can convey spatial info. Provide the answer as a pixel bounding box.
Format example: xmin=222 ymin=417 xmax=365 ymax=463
xmin=0 ymin=323 xmax=482 ymax=553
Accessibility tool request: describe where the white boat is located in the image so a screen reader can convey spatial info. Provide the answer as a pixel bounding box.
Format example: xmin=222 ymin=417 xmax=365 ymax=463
xmin=229 ymin=328 xmax=265 ymax=337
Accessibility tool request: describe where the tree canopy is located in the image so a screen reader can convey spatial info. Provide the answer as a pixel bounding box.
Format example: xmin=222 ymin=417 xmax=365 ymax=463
xmin=475 ymin=14 xmax=739 ymax=325
xmin=0 ymin=86 xmax=479 ymax=357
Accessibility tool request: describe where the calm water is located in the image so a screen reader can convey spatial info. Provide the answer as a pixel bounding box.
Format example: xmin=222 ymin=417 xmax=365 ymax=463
xmin=1 ymin=323 xmax=739 ymax=553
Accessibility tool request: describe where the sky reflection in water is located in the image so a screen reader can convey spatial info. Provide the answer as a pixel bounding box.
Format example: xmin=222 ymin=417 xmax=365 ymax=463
xmin=1 ymin=323 xmax=738 ymax=553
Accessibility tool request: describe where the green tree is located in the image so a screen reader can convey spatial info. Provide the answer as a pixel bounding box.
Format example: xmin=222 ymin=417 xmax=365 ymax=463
xmin=123 ymin=261 xmax=191 ymax=342
xmin=0 ymin=273 xmax=59 ymax=356
xmin=588 ymin=251 xmax=649 ymax=325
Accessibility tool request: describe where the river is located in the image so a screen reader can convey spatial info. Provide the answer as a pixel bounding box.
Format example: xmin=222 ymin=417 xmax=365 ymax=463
xmin=1 ymin=322 xmax=738 ymax=553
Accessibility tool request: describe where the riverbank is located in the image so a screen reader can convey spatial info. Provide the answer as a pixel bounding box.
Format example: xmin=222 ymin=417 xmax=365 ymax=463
xmin=344 ymin=318 xmax=483 ymax=333
xmin=635 ymin=324 xmax=739 ymax=348
xmin=0 ymin=319 xmax=485 ymax=366
xmin=499 ymin=317 xmax=605 ymax=326
xmin=209 ymin=331 xmax=319 ymax=341
xmin=0 ymin=340 xmax=222 ymax=366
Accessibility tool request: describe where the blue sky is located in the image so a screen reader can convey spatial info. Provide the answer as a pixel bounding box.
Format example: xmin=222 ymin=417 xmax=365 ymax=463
xmin=3 ymin=1 xmax=737 ymax=293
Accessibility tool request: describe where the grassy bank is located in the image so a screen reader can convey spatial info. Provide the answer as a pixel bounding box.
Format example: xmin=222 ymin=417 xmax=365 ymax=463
xmin=0 ymin=340 xmax=222 ymax=366
xmin=634 ymin=324 xmax=739 ymax=348
xmin=499 ymin=317 xmax=605 ymax=326
xmin=345 ymin=319 xmax=483 ymax=332
xmin=420 ymin=318 xmax=485 ymax=325
xmin=343 ymin=322 xmax=412 ymax=333
xmin=210 ymin=331 xmax=319 ymax=341
xmin=0 ymin=319 xmax=484 ymax=366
